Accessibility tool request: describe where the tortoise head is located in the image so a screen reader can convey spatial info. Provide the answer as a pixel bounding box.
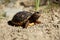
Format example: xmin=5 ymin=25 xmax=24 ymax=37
xmin=33 ymin=11 xmax=41 ymax=18
xmin=35 ymin=12 xmax=41 ymax=16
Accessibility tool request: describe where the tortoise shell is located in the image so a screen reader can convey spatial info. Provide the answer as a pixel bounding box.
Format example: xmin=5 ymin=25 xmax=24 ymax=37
xmin=8 ymin=11 xmax=33 ymax=26
xmin=8 ymin=11 xmax=41 ymax=28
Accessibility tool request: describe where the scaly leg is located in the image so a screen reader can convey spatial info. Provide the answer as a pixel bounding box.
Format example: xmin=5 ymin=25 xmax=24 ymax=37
xmin=25 ymin=20 xmax=30 ymax=28
xmin=34 ymin=20 xmax=41 ymax=24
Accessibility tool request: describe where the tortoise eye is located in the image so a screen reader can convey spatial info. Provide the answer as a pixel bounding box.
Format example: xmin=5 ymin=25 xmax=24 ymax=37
xmin=35 ymin=12 xmax=40 ymax=14
xmin=56 ymin=0 xmax=59 ymax=1
xmin=36 ymin=12 xmax=39 ymax=13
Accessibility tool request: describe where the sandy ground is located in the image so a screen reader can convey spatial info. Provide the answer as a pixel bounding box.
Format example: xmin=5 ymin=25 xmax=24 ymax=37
xmin=0 ymin=0 xmax=60 ymax=40
xmin=0 ymin=6 xmax=60 ymax=40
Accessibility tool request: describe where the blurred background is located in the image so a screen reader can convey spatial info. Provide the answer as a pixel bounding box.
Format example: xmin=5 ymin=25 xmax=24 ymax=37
xmin=0 ymin=0 xmax=60 ymax=40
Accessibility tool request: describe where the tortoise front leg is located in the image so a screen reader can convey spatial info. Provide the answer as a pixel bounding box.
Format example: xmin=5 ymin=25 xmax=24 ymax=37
xmin=25 ymin=20 xmax=30 ymax=28
xmin=34 ymin=20 xmax=41 ymax=24
xmin=21 ymin=20 xmax=29 ymax=28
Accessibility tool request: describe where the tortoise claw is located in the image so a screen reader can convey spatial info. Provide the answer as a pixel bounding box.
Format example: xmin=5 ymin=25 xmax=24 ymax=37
xmin=34 ymin=21 xmax=41 ymax=24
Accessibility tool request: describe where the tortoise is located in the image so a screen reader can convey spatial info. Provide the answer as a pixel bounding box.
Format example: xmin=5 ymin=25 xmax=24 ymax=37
xmin=8 ymin=11 xmax=41 ymax=28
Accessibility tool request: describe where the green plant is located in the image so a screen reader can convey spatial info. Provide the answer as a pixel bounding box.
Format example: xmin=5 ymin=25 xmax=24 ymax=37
xmin=35 ymin=0 xmax=40 ymax=11
xmin=3 ymin=0 xmax=10 ymax=5
xmin=0 ymin=11 xmax=6 ymax=19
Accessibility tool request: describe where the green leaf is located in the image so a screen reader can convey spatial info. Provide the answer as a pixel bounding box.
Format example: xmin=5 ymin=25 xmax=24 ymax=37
xmin=35 ymin=0 xmax=40 ymax=11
